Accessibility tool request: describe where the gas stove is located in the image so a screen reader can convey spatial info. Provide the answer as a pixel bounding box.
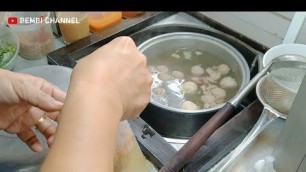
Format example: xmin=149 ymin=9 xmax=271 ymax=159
xmin=47 ymin=12 xmax=266 ymax=171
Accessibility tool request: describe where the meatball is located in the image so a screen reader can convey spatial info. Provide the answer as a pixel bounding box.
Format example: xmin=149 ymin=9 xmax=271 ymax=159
xmin=155 ymin=65 xmax=168 ymax=73
xmin=191 ymin=65 xmax=205 ymax=76
xmin=171 ymin=53 xmax=180 ymax=59
xmin=152 ymin=87 xmax=165 ymax=95
xmin=158 ymin=73 xmax=172 ymax=81
xmin=192 ymin=76 xmax=209 ymax=85
xmin=180 ymin=101 xmax=199 ymax=110
xmin=182 ymin=81 xmax=198 ymax=94
xmin=171 ymin=71 xmax=185 ymax=79
xmin=183 ymin=51 xmax=192 ymax=60
xmin=206 ymin=67 xmax=221 ymax=81
xmin=201 ymin=94 xmax=216 ymax=103
xmin=220 ymin=76 xmax=238 ymax=89
xmin=211 ymin=87 xmax=226 ymax=100
xmin=218 ymin=64 xmax=231 ymax=75
xmin=194 ymin=50 xmax=203 ymax=56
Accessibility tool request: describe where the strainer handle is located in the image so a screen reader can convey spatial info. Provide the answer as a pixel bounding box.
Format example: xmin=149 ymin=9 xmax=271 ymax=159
xmin=212 ymin=108 xmax=278 ymax=171
xmin=159 ymin=102 xmax=235 ymax=172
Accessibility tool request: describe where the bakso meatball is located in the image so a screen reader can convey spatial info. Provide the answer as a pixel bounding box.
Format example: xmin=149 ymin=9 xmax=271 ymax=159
xmin=158 ymin=73 xmax=172 ymax=81
xmin=182 ymin=81 xmax=198 ymax=94
xmin=201 ymin=94 xmax=216 ymax=103
xmin=220 ymin=76 xmax=238 ymax=89
xmin=191 ymin=65 xmax=205 ymax=76
xmin=171 ymin=53 xmax=180 ymax=59
xmin=180 ymin=101 xmax=199 ymax=110
xmin=155 ymin=65 xmax=169 ymax=73
xmin=171 ymin=71 xmax=185 ymax=79
xmin=183 ymin=51 xmax=192 ymax=60
xmin=152 ymin=87 xmax=165 ymax=95
xmin=206 ymin=67 xmax=221 ymax=81
xmin=218 ymin=64 xmax=231 ymax=75
xmin=211 ymin=87 xmax=226 ymax=100
xmin=194 ymin=50 xmax=203 ymax=56
xmin=192 ymin=76 xmax=209 ymax=85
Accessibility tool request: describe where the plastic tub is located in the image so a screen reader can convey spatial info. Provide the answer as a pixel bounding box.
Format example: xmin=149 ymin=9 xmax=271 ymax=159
xmin=57 ymin=12 xmax=90 ymax=45
xmin=0 ymin=25 xmax=19 ymax=70
xmin=4 ymin=12 xmax=55 ymax=60
xmin=87 ymin=12 xmax=122 ymax=32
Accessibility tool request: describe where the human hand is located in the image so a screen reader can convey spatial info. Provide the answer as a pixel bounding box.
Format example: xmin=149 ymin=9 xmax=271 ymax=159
xmin=0 ymin=69 xmax=66 ymax=152
xmin=71 ymin=36 xmax=152 ymax=120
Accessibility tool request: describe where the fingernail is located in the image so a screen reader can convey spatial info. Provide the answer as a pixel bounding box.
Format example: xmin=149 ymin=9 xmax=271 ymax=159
xmin=52 ymin=101 xmax=63 ymax=108
xmin=32 ymin=142 xmax=43 ymax=152
xmin=48 ymin=135 xmax=55 ymax=146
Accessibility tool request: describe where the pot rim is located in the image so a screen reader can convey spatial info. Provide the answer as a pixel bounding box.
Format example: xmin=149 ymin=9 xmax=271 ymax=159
xmin=138 ymin=32 xmax=250 ymax=114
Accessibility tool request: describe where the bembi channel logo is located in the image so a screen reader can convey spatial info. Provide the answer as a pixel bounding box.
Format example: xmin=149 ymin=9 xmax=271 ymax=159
xmin=7 ymin=17 xmax=18 ymax=24
xmin=6 ymin=15 xmax=80 ymax=25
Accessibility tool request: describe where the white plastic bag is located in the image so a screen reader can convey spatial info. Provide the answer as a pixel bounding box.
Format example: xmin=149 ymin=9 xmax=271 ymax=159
xmin=113 ymin=121 xmax=156 ymax=172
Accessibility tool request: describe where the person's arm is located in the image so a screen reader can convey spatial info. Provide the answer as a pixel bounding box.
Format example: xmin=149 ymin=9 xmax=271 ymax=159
xmin=41 ymin=36 xmax=152 ymax=172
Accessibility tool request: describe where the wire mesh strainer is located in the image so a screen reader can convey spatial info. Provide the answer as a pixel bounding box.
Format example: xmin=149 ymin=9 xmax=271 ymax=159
xmin=210 ymin=63 xmax=306 ymax=172
xmin=257 ymin=67 xmax=305 ymax=118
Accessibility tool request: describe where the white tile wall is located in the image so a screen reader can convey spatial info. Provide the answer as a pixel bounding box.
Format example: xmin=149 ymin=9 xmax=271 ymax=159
xmin=200 ymin=12 xmax=306 ymax=48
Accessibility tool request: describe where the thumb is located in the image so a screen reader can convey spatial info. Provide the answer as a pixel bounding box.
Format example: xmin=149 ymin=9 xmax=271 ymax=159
xmin=18 ymin=84 xmax=63 ymax=112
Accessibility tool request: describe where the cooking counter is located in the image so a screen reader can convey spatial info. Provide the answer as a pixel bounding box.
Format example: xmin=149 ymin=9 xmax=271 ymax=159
xmin=12 ymin=12 xmax=268 ymax=171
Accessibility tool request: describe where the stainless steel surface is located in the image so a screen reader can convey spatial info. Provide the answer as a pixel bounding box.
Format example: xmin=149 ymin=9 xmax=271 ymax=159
xmin=207 ymin=60 xmax=306 ymax=172
xmin=138 ymin=32 xmax=250 ymax=114
xmin=209 ymin=117 xmax=285 ymax=172
xmin=272 ymin=73 xmax=306 ymax=172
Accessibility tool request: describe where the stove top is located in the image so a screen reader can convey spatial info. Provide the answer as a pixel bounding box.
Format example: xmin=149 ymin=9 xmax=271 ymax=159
xmin=47 ymin=12 xmax=266 ymax=171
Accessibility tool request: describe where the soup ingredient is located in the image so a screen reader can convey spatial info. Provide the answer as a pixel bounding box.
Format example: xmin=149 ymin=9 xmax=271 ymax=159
xmin=0 ymin=40 xmax=16 ymax=67
xmin=206 ymin=67 xmax=221 ymax=81
xmin=201 ymin=94 xmax=216 ymax=104
xmin=155 ymin=65 xmax=168 ymax=73
xmin=180 ymin=101 xmax=199 ymax=110
xmin=19 ymin=33 xmax=54 ymax=59
xmin=191 ymin=65 xmax=205 ymax=76
xmin=158 ymin=73 xmax=172 ymax=81
xmin=194 ymin=50 xmax=203 ymax=56
xmin=220 ymin=76 xmax=238 ymax=89
xmin=152 ymin=87 xmax=165 ymax=95
xmin=183 ymin=51 xmax=192 ymax=60
xmin=182 ymin=81 xmax=198 ymax=94
xmin=57 ymin=12 xmax=90 ymax=44
xmin=211 ymin=87 xmax=226 ymax=101
xmin=218 ymin=64 xmax=231 ymax=75
xmin=171 ymin=71 xmax=184 ymax=79
xmin=171 ymin=53 xmax=180 ymax=59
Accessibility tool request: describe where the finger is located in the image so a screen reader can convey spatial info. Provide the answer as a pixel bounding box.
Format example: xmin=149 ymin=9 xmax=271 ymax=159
xmin=40 ymin=81 xmax=67 ymax=103
xmin=45 ymin=111 xmax=61 ymax=122
xmin=24 ymin=84 xmax=64 ymax=112
xmin=17 ymin=128 xmax=43 ymax=152
xmin=35 ymin=115 xmax=57 ymax=147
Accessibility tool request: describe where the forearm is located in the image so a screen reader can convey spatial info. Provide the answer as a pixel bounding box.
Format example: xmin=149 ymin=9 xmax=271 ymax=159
xmin=41 ymin=81 xmax=122 ymax=172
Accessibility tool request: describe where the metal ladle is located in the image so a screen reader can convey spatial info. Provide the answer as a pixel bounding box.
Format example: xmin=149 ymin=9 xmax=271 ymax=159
xmin=159 ymin=55 xmax=306 ymax=172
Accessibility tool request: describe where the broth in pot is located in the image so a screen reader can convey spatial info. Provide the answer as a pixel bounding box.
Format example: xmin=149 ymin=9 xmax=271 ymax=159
xmin=139 ymin=32 xmax=250 ymax=112
xmin=149 ymin=48 xmax=239 ymax=110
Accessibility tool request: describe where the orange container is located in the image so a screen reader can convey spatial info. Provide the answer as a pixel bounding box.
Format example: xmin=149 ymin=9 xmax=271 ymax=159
xmin=122 ymin=11 xmax=144 ymax=18
xmin=87 ymin=12 xmax=122 ymax=32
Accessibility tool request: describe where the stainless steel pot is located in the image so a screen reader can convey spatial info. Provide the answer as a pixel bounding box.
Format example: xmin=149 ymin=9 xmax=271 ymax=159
xmin=138 ymin=32 xmax=250 ymax=139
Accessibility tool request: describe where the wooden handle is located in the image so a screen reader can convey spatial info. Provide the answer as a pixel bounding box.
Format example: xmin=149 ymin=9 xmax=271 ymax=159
xmin=159 ymin=102 xmax=235 ymax=172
